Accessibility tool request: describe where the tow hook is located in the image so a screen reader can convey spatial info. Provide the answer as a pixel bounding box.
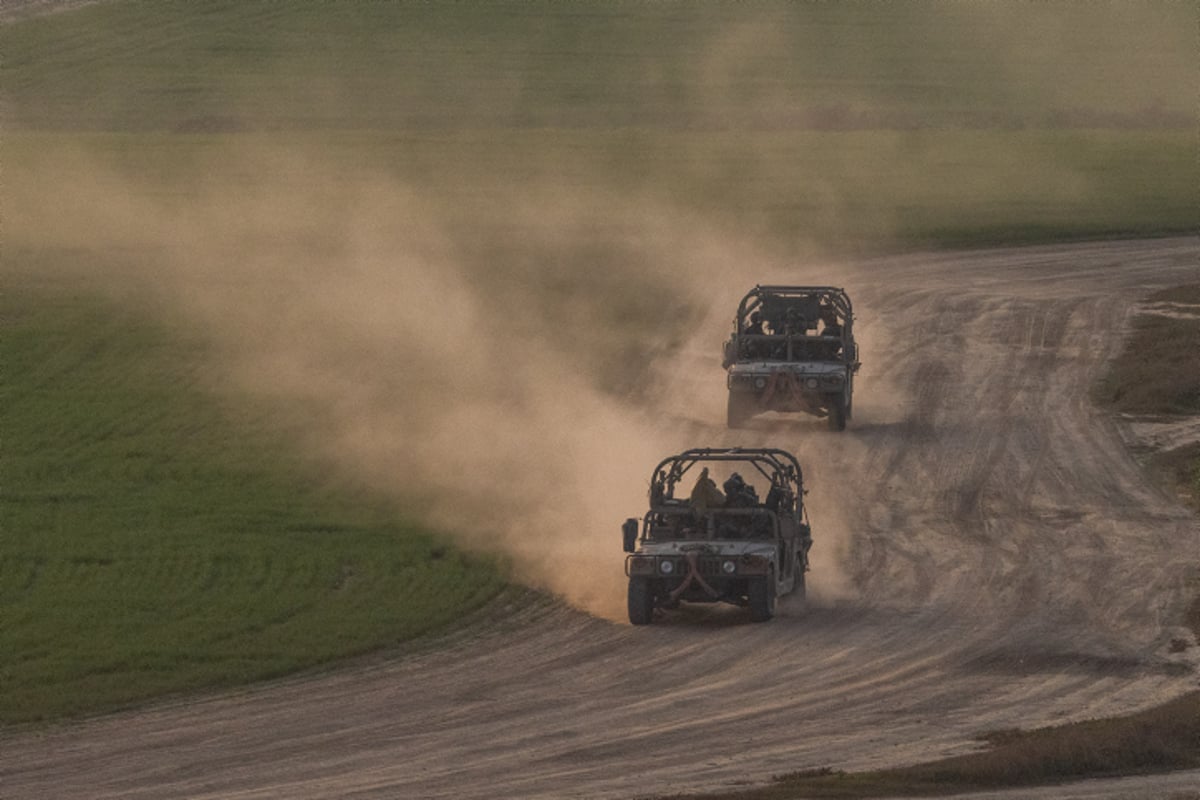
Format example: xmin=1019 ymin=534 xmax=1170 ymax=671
xmin=667 ymin=551 xmax=721 ymax=603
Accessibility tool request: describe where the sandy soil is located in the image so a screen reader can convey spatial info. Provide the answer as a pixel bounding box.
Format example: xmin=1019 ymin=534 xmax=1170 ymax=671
xmin=1115 ymin=296 xmax=1200 ymax=462
xmin=3 ymin=237 xmax=1199 ymax=799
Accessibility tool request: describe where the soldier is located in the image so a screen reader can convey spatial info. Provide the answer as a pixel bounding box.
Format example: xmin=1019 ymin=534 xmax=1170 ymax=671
xmin=817 ymin=306 xmax=843 ymax=359
xmin=689 ymin=467 xmax=725 ymax=512
xmin=742 ymin=311 xmax=768 ymax=359
xmin=722 ymin=472 xmax=746 ymax=503
xmin=723 ymin=473 xmax=760 ymax=508
xmin=819 ymin=306 xmax=842 ymax=338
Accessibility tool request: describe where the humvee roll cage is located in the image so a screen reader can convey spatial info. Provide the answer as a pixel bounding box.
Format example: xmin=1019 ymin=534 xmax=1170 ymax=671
xmin=649 ymin=447 xmax=804 ymax=511
xmin=725 ymin=285 xmax=858 ymax=369
xmin=735 ymin=285 xmax=854 ymax=331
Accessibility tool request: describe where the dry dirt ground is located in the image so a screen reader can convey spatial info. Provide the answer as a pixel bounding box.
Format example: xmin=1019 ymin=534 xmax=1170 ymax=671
xmin=4 ymin=238 xmax=1200 ymax=799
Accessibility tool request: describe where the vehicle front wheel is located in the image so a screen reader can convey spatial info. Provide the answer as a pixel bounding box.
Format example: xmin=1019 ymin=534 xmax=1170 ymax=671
xmin=748 ymin=569 xmax=776 ymax=622
xmin=827 ymin=394 xmax=847 ymax=431
xmin=628 ymin=578 xmax=655 ymax=625
xmin=727 ymin=391 xmax=755 ymax=429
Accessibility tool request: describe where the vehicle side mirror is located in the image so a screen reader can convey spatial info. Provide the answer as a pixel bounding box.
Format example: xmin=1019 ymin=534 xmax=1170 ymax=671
xmin=722 ymin=339 xmax=735 ymax=368
xmin=622 ymin=518 xmax=639 ymax=553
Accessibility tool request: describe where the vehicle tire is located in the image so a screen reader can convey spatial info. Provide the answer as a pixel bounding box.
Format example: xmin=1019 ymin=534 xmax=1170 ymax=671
xmin=628 ymin=578 xmax=655 ymax=625
xmin=727 ymin=391 xmax=754 ymax=429
xmin=827 ymin=394 xmax=847 ymax=431
xmin=748 ymin=569 xmax=776 ymax=622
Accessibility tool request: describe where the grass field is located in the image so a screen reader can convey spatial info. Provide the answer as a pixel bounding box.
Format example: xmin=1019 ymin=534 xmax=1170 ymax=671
xmin=4 ymin=1 xmax=1197 ymax=256
xmin=0 ymin=271 xmax=508 ymax=724
xmin=4 ymin=1 xmax=1193 ymax=133
xmin=2 ymin=0 xmax=1197 ymax=729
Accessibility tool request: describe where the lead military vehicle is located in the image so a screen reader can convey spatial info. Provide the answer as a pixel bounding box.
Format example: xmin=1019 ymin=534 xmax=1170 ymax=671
xmin=622 ymin=448 xmax=812 ymax=624
xmin=722 ymin=286 xmax=860 ymax=430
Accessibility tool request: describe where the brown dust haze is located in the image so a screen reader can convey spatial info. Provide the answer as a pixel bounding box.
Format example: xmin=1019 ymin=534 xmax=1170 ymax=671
xmin=15 ymin=1 xmax=1184 ymax=618
xmin=11 ymin=140 xmax=889 ymax=620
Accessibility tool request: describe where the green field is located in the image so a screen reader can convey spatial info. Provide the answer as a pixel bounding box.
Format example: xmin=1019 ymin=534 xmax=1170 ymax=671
xmin=0 ymin=273 xmax=508 ymax=724
xmin=5 ymin=0 xmax=1197 ymax=255
xmin=2 ymin=0 xmax=1197 ymax=726
xmin=5 ymin=1 xmax=1194 ymax=133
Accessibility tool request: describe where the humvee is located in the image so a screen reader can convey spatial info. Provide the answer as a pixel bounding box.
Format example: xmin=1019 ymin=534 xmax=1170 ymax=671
xmin=722 ymin=286 xmax=860 ymax=430
xmin=621 ymin=447 xmax=812 ymax=624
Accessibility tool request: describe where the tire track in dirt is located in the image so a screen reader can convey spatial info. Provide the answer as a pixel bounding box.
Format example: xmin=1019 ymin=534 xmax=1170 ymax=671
xmin=3 ymin=237 xmax=1198 ymax=799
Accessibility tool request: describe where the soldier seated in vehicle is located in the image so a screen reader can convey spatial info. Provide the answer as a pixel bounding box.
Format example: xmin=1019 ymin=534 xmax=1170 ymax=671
xmin=740 ymin=311 xmax=767 ymax=359
xmin=722 ymin=472 xmax=760 ymax=508
xmin=779 ymin=309 xmax=816 ymax=359
xmin=765 ymin=485 xmax=793 ymax=514
xmin=815 ymin=306 xmax=843 ymax=359
xmin=744 ymin=311 xmax=765 ymax=336
xmin=689 ymin=467 xmax=725 ymax=516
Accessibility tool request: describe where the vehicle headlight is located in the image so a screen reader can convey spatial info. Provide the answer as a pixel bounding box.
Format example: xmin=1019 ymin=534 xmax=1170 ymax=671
xmin=659 ymin=559 xmax=675 ymax=575
xmin=805 ymin=377 xmax=819 ymax=389
xmin=754 ymin=377 xmax=766 ymax=389
xmin=628 ymin=556 xmax=654 ymax=575
xmin=722 ymin=560 xmax=736 ymax=574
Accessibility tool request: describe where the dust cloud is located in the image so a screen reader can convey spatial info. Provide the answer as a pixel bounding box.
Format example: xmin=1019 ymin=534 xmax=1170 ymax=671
xmin=10 ymin=141 xmax=876 ymax=621
xmin=19 ymin=0 xmax=1183 ymax=621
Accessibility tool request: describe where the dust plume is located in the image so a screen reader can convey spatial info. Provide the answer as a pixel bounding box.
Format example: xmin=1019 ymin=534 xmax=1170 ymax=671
xmin=29 ymin=0 xmax=1186 ymax=620
xmin=9 ymin=140 xmax=870 ymax=620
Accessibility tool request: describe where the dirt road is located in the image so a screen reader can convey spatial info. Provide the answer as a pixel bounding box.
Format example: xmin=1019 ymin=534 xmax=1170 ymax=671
xmin=4 ymin=237 xmax=1198 ymax=799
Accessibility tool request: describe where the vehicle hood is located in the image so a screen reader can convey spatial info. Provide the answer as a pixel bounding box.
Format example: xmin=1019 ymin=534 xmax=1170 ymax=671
xmin=729 ymin=361 xmax=844 ymax=376
xmin=636 ymin=540 xmax=776 ymax=558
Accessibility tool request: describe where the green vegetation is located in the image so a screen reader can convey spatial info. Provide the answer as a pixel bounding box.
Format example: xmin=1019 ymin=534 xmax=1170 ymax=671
xmin=6 ymin=1 xmax=1193 ymax=133
xmin=3 ymin=1 xmax=1197 ymax=254
xmin=0 ymin=273 xmax=508 ymax=725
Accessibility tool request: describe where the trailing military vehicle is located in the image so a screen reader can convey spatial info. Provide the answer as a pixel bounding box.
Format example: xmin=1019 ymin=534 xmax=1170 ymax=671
xmin=722 ymin=286 xmax=860 ymax=430
xmin=621 ymin=448 xmax=812 ymax=624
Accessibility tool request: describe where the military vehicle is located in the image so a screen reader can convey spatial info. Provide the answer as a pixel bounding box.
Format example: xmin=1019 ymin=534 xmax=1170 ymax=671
xmin=621 ymin=447 xmax=812 ymax=624
xmin=722 ymin=286 xmax=860 ymax=430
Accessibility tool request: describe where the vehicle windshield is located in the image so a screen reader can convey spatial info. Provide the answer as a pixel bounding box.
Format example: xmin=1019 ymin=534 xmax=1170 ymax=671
xmin=645 ymin=507 xmax=777 ymax=542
